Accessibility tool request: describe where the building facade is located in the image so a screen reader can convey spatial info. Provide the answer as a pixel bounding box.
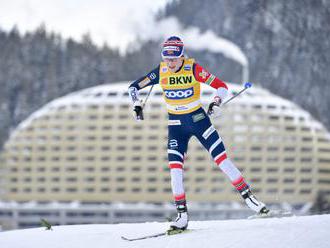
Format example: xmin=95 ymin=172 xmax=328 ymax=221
xmin=2 ymin=82 xmax=330 ymax=204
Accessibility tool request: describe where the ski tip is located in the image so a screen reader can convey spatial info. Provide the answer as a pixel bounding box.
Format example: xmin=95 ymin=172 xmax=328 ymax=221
xmin=244 ymin=82 xmax=252 ymax=88
xmin=248 ymin=210 xmax=294 ymax=219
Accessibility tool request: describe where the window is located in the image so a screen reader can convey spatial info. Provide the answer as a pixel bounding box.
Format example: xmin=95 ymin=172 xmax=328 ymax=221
xmin=284 ymin=168 xmax=295 ymax=172
xmin=284 ymin=116 xmax=294 ymax=121
xmin=251 ymin=167 xmax=261 ymax=172
xmin=195 ymin=177 xmax=205 ymax=183
xmin=85 ymin=188 xmax=95 ymax=192
xmin=132 ymin=177 xmax=141 ymax=182
xmin=283 ymin=178 xmax=295 ymax=183
xmin=88 ymin=115 xmax=98 ymax=120
xmin=284 ymin=157 xmax=295 ymax=162
xmin=301 ymin=158 xmax=312 ymax=163
xmin=319 ymin=179 xmax=330 ymax=184
xmin=267 ymin=167 xmax=278 ymax=172
xmin=107 ymin=92 xmax=117 ymax=97
xmin=116 ymin=167 xmax=125 ymax=172
xmin=251 ymin=178 xmax=262 ymax=183
xmin=148 ymin=135 xmax=158 ymax=140
xmin=85 ymin=156 xmax=95 ymax=161
xmin=101 ymin=188 xmax=110 ymax=192
xmin=267 ymin=188 xmax=278 ymax=193
xmin=101 ymin=156 xmax=110 ymax=161
xmin=85 ymin=177 xmax=95 ymax=182
xmin=116 ymin=177 xmax=126 ymax=182
xmin=132 ymin=188 xmax=141 ymax=192
xmin=119 ymin=104 xmax=129 ymax=109
xmin=284 ymin=147 xmax=295 ymax=152
xmin=147 ymin=177 xmax=157 ymax=182
xmin=283 ymin=189 xmax=294 ymax=194
xmin=267 ymin=178 xmax=278 ymax=183
xmin=252 ymin=105 xmax=262 ymax=109
xmin=116 ymin=187 xmax=126 ymax=192
xmin=101 ymin=146 xmax=111 ymax=151
xmin=250 ymin=157 xmax=262 ymax=162
xmin=319 ymin=159 xmax=330 ymax=163
xmin=103 ymin=115 xmax=113 ymax=120
xmin=147 ymin=188 xmax=157 ymax=193
xmin=267 ymin=157 xmax=278 ymax=162
xmin=132 ymin=156 xmax=141 ymax=161
xmin=148 ymin=146 xmax=158 ymax=151
xmin=251 ymin=146 xmax=262 ymax=151
xmin=269 ymin=115 xmax=280 ymax=120
xmin=301 ymin=168 xmax=312 ymax=173
xmin=117 ymin=136 xmax=126 ymax=141
xmin=87 ymin=126 xmax=97 ymax=130
xmin=301 ymin=147 xmax=312 ymax=152
xmin=300 ymin=189 xmax=312 ymax=194
xmin=66 ymin=177 xmax=77 ymax=182
xmin=285 ymin=126 xmax=296 ymax=131
xmin=102 ymin=125 xmax=112 ymax=130
xmin=116 ymin=157 xmax=126 ymax=161
xmin=116 ymin=146 xmax=126 ymax=151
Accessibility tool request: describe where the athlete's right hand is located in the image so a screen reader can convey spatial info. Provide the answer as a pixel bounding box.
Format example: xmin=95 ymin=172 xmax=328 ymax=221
xmin=133 ymin=101 xmax=144 ymax=121
xmin=207 ymin=96 xmax=221 ymax=116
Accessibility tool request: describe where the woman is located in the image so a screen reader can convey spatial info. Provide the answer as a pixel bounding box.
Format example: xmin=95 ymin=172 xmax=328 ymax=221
xmin=128 ymin=36 xmax=269 ymax=231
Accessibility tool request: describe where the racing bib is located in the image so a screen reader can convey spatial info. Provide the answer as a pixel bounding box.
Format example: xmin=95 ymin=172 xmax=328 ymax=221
xmin=159 ymin=58 xmax=201 ymax=114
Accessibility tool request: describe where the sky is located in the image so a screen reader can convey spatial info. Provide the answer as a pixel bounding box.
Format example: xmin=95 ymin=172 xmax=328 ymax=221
xmin=0 ymin=214 xmax=329 ymax=248
xmin=0 ymin=0 xmax=248 ymax=67
xmin=0 ymin=0 xmax=171 ymax=52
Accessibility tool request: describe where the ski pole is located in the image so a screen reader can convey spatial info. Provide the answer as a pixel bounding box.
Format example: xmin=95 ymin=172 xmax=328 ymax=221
xmin=208 ymin=82 xmax=252 ymax=116
xmin=141 ymin=84 xmax=154 ymax=109
xmin=135 ymin=84 xmax=154 ymax=120
xmin=222 ymin=82 xmax=252 ymax=106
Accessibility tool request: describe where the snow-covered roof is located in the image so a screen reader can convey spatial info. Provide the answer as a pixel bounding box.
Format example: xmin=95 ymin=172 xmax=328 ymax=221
xmin=8 ymin=81 xmax=326 ymax=139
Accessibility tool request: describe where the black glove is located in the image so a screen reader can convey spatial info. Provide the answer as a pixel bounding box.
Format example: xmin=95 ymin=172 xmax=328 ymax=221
xmin=207 ymin=96 xmax=222 ymax=115
xmin=207 ymin=102 xmax=217 ymax=115
xmin=134 ymin=105 xmax=144 ymax=120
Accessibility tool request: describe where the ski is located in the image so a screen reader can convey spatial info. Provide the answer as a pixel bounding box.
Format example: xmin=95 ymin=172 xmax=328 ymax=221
xmin=121 ymin=232 xmax=166 ymax=241
xmin=248 ymin=210 xmax=293 ymax=219
xmin=121 ymin=229 xmax=190 ymax=241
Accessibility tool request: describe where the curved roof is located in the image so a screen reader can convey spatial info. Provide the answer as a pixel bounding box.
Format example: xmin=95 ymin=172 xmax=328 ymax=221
xmin=10 ymin=81 xmax=327 ymax=138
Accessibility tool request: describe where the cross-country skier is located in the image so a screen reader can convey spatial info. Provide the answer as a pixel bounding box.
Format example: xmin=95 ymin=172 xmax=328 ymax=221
xmin=128 ymin=36 xmax=269 ymax=231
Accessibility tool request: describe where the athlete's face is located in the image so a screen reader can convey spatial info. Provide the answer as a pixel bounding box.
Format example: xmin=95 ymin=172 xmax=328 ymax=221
xmin=163 ymin=57 xmax=184 ymax=72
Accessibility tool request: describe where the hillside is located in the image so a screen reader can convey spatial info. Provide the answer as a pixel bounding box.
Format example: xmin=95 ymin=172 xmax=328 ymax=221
xmin=0 ymin=214 xmax=329 ymax=248
xmin=1 ymin=1 xmax=330 ymax=150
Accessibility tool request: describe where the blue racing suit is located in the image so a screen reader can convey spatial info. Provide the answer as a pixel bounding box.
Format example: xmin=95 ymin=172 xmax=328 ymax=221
xmin=128 ymin=58 xmax=246 ymax=204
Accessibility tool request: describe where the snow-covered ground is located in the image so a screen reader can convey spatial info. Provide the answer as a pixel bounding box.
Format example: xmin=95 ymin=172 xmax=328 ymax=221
xmin=0 ymin=214 xmax=329 ymax=248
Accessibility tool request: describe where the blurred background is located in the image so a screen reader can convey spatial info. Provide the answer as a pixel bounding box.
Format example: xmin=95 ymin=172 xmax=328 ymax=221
xmin=0 ymin=0 xmax=330 ymax=231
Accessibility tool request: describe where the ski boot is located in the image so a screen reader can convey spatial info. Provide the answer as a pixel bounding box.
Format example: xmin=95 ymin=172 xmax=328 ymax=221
xmin=167 ymin=204 xmax=188 ymax=235
xmin=240 ymin=187 xmax=270 ymax=215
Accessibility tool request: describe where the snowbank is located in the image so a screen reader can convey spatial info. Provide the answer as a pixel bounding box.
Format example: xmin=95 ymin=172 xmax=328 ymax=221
xmin=0 ymin=214 xmax=329 ymax=248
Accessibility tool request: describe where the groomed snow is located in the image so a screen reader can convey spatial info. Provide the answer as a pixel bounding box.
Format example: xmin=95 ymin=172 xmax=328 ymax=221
xmin=0 ymin=214 xmax=329 ymax=248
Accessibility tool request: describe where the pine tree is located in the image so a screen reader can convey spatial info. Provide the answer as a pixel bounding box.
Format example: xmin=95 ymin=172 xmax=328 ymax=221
xmin=40 ymin=218 xmax=53 ymax=230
